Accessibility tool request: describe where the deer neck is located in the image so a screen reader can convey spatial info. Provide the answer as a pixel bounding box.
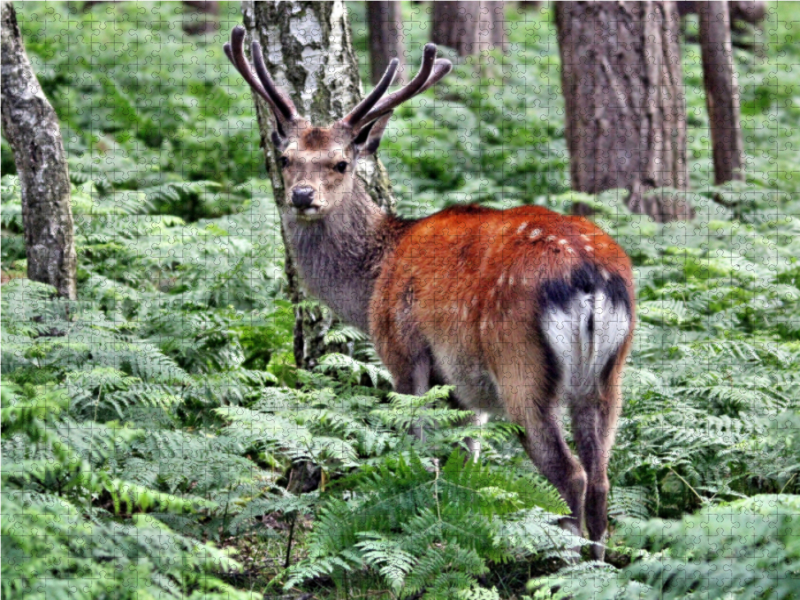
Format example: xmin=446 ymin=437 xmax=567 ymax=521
xmin=283 ymin=179 xmax=408 ymax=333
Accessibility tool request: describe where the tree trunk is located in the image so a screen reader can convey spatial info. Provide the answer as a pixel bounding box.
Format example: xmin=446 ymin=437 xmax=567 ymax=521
xmin=698 ymin=1 xmax=745 ymax=184
xmin=367 ymin=1 xmax=407 ymax=85
xmin=728 ymin=1 xmax=766 ymax=26
xmin=484 ymin=1 xmax=509 ymax=53
xmin=242 ymin=1 xmax=395 ymax=370
xmin=432 ymin=1 xmax=485 ymax=56
xmin=555 ymin=1 xmax=692 ymax=222
xmin=1 ymin=0 xmax=77 ymax=299
xmin=677 ymin=1 xmax=765 ymax=26
xmin=183 ymin=1 xmax=219 ymax=35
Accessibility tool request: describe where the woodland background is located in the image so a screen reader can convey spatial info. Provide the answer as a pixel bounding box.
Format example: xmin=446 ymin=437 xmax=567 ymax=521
xmin=2 ymin=2 xmax=800 ymax=599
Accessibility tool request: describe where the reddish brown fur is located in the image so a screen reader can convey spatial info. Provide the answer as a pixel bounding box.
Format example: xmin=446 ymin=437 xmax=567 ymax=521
xmin=371 ymin=205 xmax=634 ymax=379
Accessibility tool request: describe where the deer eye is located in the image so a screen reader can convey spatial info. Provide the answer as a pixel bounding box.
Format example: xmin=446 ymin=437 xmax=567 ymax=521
xmin=279 ymin=156 xmax=289 ymax=169
xmin=334 ymin=161 xmax=348 ymax=174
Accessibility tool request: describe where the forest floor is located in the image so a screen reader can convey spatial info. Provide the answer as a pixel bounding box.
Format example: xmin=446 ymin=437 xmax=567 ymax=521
xmin=2 ymin=2 xmax=800 ymax=599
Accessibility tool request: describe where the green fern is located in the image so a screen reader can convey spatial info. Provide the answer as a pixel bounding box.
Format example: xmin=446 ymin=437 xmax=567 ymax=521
xmin=531 ymin=495 xmax=800 ymax=600
xmin=286 ymin=451 xmax=568 ymax=595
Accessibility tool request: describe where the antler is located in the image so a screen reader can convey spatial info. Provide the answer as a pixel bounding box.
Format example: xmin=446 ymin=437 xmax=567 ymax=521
xmin=224 ymin=26 xmax=298 ymax=135
xmin=341 ymin=43 xmax=453 ymax=132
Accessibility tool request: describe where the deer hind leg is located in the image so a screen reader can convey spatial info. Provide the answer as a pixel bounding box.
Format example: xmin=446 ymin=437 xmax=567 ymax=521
xmin=503 ymin=376 xmax=586 ymax=538
xmin=570 ymin=361 xmax=625 ymax=561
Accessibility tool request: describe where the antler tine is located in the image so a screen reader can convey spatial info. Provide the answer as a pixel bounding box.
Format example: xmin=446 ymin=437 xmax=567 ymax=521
xmin=225 ymin=29 xmax=270 ymax=101
xmin=224 ymin=26 xmax=296 ymax=131
xmin=341 ymin=58 xmax=400 ymax=128
xmin=401 ymin=58 xmax=452 ymax=99
xmin=251 ymin=40 xmax=298 ymax=123
xmin=356 ymin=44 xmax=451 ymax=130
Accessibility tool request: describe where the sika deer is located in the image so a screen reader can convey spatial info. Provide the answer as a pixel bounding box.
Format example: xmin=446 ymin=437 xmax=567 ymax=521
xmin=225 ymin=26 xmax=635 ymax=560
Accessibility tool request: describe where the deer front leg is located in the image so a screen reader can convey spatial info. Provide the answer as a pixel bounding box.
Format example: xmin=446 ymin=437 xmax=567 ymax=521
xmin=461 ymin=411 xmax=490 ymax=462
xmin=389 ymin=352 xmax=433 ymax=442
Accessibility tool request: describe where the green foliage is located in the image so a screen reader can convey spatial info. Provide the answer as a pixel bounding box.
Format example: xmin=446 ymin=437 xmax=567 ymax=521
xmin=12 ymin=2 xmax=264 ymax=200
xmin=3 ymin=2 xmax=800 ymax=599
xmin=286 ymin=450 xmax=571 ymax=598
xmin=530 ymin=494 xmax=800 ymax=600
xmin=1 ymin=381 xmax=257 ymax=600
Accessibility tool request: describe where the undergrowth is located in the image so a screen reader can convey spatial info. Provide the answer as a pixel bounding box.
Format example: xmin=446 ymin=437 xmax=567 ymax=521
xmin=2 ymin=2 xmax=799 ymax=599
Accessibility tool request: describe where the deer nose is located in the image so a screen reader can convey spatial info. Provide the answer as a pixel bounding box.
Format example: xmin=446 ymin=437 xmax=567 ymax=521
xmin=291 ymin=187 xmax=315 ymax=209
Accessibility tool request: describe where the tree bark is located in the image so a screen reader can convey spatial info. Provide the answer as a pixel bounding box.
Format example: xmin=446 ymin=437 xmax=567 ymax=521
xmin=1 ymin=0 xmax=77 ymax=299
xmin=677 ymin=1 xmax=766 ymax=26
xmin=241 ymin=1 xmax=396 ymax=370
xmin=728 ymin=1 xmax=766 ymax=26
xmin=367 ymin=1 xmax=407 ymax=85
xmin=698 ymin=1 xmax=745 ymax=184
xmin=432 ymin=1 xmax=506 ymax=56
xmin=432 ymin=1 xmax=485 ymax=56
xmin=484 ymin=1 xmax=509 ymax=53
xmin=183 ymin=1 xmax=220 ymax=35
xmin=555 ymin=1 xmax=692 ymax=222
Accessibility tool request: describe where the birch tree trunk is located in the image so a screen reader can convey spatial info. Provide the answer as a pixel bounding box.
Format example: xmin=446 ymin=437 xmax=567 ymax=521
xmin=367 ymin=1 xmax=408 ymax=85
xmin=555 ymin=1 xmax=692 ymax=222
xmin=1 ymin=0 xmax=77 ymax=299
xmin=698 ymin=1 xmax=745 ymax=184
xmin=241 ymin=0 xmax=395 ymax=370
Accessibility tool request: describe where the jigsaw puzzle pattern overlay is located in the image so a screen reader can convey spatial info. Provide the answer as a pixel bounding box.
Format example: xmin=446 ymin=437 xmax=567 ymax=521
xmin=1 ymin=2 xmax=799 ymax=599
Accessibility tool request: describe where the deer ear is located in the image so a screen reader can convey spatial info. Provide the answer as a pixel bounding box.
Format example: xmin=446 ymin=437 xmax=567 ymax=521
xmin=352 ymin=113 xmax=393 ymax=157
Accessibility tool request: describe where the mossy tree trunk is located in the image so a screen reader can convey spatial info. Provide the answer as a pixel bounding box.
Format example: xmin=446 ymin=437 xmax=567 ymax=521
xmin=1 ymin=0 xmax=77 ymax=299
xmin=698 ymin=1 xmax=745 ymax=184
xmin=555 ymin=1 xmax=692 ymax=222
xmin=241 ymin=0 xmax=395 ymax=370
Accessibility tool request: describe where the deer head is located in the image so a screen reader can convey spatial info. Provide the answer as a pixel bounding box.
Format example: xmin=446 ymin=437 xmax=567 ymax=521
xmin=224 ymin=26 xmax=452 ymax=221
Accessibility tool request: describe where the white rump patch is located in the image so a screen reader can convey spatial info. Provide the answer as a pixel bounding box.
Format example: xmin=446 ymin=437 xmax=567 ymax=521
xmin=542 ymin=292 xmax=630 ymax=398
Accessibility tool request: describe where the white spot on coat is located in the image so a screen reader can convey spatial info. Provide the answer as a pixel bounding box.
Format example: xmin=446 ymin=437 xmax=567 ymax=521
xmin=530 ymin=228 xmax=542 ymax=240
